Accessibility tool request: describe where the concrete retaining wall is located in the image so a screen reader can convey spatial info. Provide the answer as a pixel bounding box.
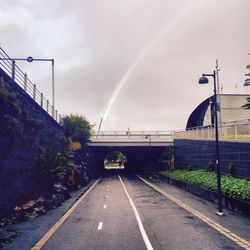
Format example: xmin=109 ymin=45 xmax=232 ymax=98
xmin=174 ymin=139 xmax=250 ymax=178
xmin=0 ymin=68 xmax=64 ymax=216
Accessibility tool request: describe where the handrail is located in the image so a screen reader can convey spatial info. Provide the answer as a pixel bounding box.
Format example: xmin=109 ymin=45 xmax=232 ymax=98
xmin=93 ymin=130 xmax=174 ymax=138
xmin=0 ymin=47 xmax=60 ymax=123
xmin=174 ymin=121 xmax=250 ymax=141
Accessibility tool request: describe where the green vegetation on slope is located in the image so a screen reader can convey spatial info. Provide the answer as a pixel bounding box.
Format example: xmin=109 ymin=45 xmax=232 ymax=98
xmin=62 ymin=114 xmax=94 ymax=146
xmin=159 ymin=170 xmax=250 ymax=201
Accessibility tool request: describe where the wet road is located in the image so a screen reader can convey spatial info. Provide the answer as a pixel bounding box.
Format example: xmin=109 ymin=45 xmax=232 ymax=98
xmin=40 ymin=174 xmax=242 ymax=250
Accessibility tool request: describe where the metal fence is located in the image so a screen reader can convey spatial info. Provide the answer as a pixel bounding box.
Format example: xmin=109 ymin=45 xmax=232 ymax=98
xmin=174 ymin=120 xmax=250 ymax=141
xmin=93 ymin=130 xmax=174 ymax=139
xmin=0 ymin=47 xmax=60 ymax=122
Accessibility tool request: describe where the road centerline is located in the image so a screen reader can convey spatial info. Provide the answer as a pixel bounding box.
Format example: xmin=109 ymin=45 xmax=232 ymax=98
xmin=118 ymin=175 xmax=154 ymax=250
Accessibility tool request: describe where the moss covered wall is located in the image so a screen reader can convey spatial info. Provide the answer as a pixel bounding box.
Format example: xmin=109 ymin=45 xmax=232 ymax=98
xmin=0 ymin=68 xmax=64 ymax=216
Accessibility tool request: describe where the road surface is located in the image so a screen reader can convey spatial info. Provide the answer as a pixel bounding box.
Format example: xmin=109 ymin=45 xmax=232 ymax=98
xmin=35 ymin=174 xmax=244 ymax=250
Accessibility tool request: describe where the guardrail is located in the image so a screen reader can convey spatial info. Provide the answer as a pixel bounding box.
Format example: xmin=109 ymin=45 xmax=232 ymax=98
xmin=93 ymin=130 xmax=174 ymax=139
xmin=0 ymin=47 xmax=60 ymax=123
xmin=174 ymin=120 xmax=250 ymax=141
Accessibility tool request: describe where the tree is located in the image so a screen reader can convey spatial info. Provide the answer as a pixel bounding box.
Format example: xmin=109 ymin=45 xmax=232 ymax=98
xmin=242 ymin=64 xmax=250 ymax=109
xmin=105 ymin=151 xmax=126 ymax=163
xmin=159 ymin=146 xmax=173 ymax=170
xmin=62 ymin=114 xmax=94 ymax=146
xmin=160 ymin=146 xmax=173 ymax=161
xmin=242 ymin=97 xmax=250 ymax=109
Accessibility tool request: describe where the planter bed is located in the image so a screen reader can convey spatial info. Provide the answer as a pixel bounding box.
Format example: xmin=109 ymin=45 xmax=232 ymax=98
xmin=158 ymin=175 xmax=250 ymax=217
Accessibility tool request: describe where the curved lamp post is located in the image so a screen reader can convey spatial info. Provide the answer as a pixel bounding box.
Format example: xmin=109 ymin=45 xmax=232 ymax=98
xmin=199 ymin=70 xmax=224 ymax=216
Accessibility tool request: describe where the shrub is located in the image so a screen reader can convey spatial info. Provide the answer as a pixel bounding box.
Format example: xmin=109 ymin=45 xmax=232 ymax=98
xmin=227 ymin=163 xmax=235 ymax=177
xmin=36 ymin=148 xmax=68 ymax=189
xmin=62 ymin=115 xmax=94 ymax=146
xmin=159 ymin=169 xmax=250 ymax=201
xmin=207 ymin=161 xmax=214 ymax=172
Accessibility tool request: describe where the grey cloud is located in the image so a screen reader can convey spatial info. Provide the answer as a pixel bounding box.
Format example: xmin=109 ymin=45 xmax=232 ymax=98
xmin=0 ymin=0 xmax=249 ymax=131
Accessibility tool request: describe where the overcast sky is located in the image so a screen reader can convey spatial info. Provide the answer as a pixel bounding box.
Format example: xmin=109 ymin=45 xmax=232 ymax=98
xmin=0 ymin=0 xmax=250 ymax=131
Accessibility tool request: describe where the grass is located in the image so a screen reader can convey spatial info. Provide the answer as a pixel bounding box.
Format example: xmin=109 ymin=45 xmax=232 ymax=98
xmin=159 ymin=169 xmax=250 ymax=201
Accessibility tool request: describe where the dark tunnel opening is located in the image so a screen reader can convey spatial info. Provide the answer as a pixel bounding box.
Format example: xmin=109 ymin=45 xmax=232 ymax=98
xmin=92 ymin=146 xmax=170 ymax=175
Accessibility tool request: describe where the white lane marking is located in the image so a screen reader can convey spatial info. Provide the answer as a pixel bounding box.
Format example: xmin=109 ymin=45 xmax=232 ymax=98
xmin=118 ymin=175 xmax=154 ymax=250
xmin=104 ymin=204 xmax=107 ymax=209
xmin=98 ymin=222 xmax=103 ymax=230
xmin=31 ymin=178 xmax=101 ymax=250
xmin=138 ymin=176 xmax=250 ymax=250
xmin=105 ymin=195 xmax=109 ymax=198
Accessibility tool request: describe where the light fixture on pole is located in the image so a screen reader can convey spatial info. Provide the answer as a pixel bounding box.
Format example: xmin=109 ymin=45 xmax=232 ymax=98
xmin=199 ymin=70 xmax=224 ymax=216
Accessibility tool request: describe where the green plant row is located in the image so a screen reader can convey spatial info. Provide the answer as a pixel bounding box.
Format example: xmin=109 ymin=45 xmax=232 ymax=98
xmin=158 ymin=169 xmax=250 ymax=201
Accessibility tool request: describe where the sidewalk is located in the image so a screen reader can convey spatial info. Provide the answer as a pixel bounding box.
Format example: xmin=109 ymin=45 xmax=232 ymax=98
xmin=143 ymin=176 xmax=250 ymax=243
xmin=3 ymin=180 xmax=97 ymax=250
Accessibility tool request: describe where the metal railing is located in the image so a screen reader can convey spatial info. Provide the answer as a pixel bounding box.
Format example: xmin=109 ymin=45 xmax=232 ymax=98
xmin=93 ymin=130 xmax=174 ymax=139
xmin=174 ymin=120 xmax=250 ymax=141
xmin=0 ymin=47 xmax=60 ymax=123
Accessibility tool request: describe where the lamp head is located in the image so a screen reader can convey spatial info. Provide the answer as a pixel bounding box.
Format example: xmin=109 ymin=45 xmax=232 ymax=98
xmin=198 ymin=76 xmax=209 ymax=84
xmin=27 ymin=56 xmax=33 ymax=63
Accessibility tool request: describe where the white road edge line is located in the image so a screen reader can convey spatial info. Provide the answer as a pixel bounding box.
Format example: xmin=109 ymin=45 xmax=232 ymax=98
xmin=31 ymin=178 xmax=101 ymax=250
xmin=104 ymin=204 xmax=107 ymax=209
xmin=118 ymin=175 xmax=154 ymax=250
xmin=98 ymin=222 xmax=103 ymax=230
xmin=138 ymin=176 xmax=250 ymax=250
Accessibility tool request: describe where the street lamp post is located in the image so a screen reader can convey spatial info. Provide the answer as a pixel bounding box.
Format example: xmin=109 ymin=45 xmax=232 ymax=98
xmin=199 ymin=70 xmax=224 ymax=216
xmin=0 ymin=56 xmax=55 ymax=116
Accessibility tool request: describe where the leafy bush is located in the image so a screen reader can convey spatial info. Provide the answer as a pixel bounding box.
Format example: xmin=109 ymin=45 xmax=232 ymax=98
xmin=159 ymin=169 xmax=250 ymax=201
xmin=159 ymin=146 xmax=173 ymax=170
xmin=207 ymin=161 xmax=214 ymax=172
xmin=62 ymin=114 xmax=94 ymax=146
xmin=227 ymin=163 xmax=235 ymax=177
xmin=36 ymin=148 xmax=68 ymax=189
xmin=187 ymin=164 xmax=193 ymax=171
xmin=160 ymin=146 xmax=173 ymax=161
xmin=0 ymin=77 xmax=23 ymax=114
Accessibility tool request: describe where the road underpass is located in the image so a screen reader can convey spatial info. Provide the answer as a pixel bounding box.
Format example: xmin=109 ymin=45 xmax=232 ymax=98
xmin=88 ymin=131 xmax=173 ymax=174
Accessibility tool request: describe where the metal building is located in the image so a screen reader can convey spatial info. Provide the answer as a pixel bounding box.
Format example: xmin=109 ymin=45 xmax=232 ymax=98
xmin=186 ymin=94 xmax=250 ymax=129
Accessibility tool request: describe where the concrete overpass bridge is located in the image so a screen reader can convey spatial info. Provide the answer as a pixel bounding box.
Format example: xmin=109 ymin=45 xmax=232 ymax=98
xmin=87 ymin=131 xmax=173 ymax=173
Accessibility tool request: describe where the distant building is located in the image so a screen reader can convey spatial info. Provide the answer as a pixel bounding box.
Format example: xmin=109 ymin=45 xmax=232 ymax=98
xmin=186 ymin=94 xmax=250 ymax=129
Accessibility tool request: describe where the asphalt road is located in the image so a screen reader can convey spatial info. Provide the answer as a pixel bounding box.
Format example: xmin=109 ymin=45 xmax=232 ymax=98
xmin=40 ymin=174 xmax=243 ymax=250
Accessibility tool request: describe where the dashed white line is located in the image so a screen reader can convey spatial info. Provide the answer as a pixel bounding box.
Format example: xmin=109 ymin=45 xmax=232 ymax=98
xmin=118 ymin=175 xmax=154 ymax=250
xmin=104 ymin=204 xmax=107 ymax=209
xmin=97 ymin=222 xmax=103 ymax=230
